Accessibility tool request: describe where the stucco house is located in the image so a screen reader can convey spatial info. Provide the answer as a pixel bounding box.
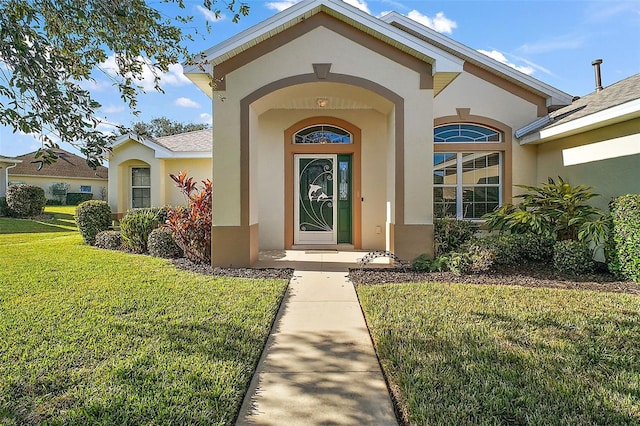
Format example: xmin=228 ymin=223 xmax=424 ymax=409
xmin=0 ymin=155 xmax=21 ymax=198
xmin=108 ymin=0 xmax=638 ymax=268
xmin=181 ymin=0 xmax=575 ymax=267
xmin=8 ymin=149 xmax=108 ymax=202
xmin=107 ymin=129 xmax=212 ymax=210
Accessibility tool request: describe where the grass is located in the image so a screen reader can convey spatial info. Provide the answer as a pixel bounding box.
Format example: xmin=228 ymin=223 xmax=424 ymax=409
xmin=357 ymin=282 xmax=640 ymax=425
xmin=0 ymin=207 xmax=288 ymax=425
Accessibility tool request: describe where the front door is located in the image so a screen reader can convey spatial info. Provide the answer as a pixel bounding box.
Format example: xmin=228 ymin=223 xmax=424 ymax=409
xmin=294 ymin=154 xmax=352 ymax=245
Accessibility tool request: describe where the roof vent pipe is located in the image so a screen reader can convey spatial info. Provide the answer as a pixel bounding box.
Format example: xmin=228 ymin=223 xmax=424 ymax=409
xmin=592 ymin=59 xmax=603 ymax=92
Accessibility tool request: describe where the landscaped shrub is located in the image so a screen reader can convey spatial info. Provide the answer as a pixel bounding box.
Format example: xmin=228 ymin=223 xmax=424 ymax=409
xmin=66 ymin=192 xmax=93 ymax=206
xmin=609 ymin=194 xmax=640 ymax=282
xmin=483 ymin=177 xmax=610 ymax=251
xmin=412 ymin=253 xmax=446 ymax=272
xmin=5 ymin=184 xmax=46 ymax=217
xmin=120 ymin=209 xmax=162 ymax=253
xmin=0 ymin=197 xmax=8 ymax=217
xmin=94 ymin=230 xmax=122 ymax=250
xmin=148 ymin=227 xmax=183 ymax=258
xmin=513 ymin=233 xmax=555 ymax=262
xmin=75 ymin=200 xmax=112 ymax=245
xmin=45 ymin=199 xmax=63 ymax=205
xmin=439 ymin=251 xmax=473 ymax=275
xmin=434 ymin=218 xmax=476 ymax=257
xmin=166 ymin=171 xmax=212 ymax=264
xmin=553 ymin=240 xmax=594 ymax=275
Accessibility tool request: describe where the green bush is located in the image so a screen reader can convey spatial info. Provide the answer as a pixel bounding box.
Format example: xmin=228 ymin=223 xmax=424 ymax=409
xmin=66 ymin=192 xmax=93 ymax=206
xmin=5 ymin=184 xmax=46 ymax=217
xmin=439 ymin=251 xmax=473 ymax=275
xmin=0 ymin=197 xmax=8 ymax=217
xmin=610 ymin=194 xmax=640 ymax=282
xmin=553 ymin=240 xmax=594 ymax=275
xmin=75 ymin=200 xmax=112 ymax=245
xmin=128 ymin=206 xmax=169 ymax=226
xmin=94 ymin=230 xmax=122 ymax=250
xmin=45 ymin=199 xmax=63 ymax=205
xmin=483 ymin=177 xmax=609 ymax=250
xmin=434 ymin=218 xmax=476 ymax=257
xmin=148 ymin=227 xmax=183 ymax=259
xmin=412 ymin=254 xmax=446 ymax=272
xmin=120 ymin=209 xmax=162 ymax=253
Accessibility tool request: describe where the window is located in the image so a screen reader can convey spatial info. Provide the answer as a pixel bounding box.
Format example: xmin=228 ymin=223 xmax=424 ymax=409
xmin=294 ymin=125 xmax=351 ymax=144
xmin=80 ymin=185 xmax=92 ymax=193
xmin=131 ymin=167 xmax=151 ymax=208
xmin=434 ymin=124 xmax=503 ymax=220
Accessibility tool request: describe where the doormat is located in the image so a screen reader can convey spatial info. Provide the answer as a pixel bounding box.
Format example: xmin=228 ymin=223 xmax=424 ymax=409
xmin=304 ymin=250 xmax=338 ymax=254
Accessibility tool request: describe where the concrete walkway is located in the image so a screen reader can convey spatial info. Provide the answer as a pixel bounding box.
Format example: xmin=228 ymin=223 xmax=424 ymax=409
xmin=236 ymin=250 xmax=397 ymax=425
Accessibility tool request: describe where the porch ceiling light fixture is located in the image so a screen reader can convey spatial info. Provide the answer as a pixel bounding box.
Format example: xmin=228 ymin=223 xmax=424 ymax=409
xmin=316 ymin=97 xmax=329 ymax=108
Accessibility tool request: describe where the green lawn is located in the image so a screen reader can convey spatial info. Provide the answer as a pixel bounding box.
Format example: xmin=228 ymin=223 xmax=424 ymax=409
xmin=0 ymin=207 xmax=288 ymax=425
xmin=357 ymin=282 xmax=640 ymax=425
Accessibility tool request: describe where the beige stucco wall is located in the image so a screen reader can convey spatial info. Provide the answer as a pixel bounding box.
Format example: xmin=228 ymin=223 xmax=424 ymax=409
xmin=434 ymin=72 xmax=541 ymax=200
xmin=7 ymin=174 xmax=107 ymax=201
xmin=535 ymin=119 xmax=640 ymax=211
xmin=108 ymin=140 xmax=212 ymax=213
xmin=215 ymin=25 xmax=432 ymax=250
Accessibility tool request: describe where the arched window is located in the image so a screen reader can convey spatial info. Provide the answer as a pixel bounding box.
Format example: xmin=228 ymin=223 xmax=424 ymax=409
xmin=434 ymin=124 xmax=502 ymax=219
xmin=294 ymin=125 xmax=352 ymax=144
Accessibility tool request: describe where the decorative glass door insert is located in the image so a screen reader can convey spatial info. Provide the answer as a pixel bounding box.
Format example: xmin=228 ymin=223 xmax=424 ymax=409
xmin=294 ymin=155 xmax=337 ymax=244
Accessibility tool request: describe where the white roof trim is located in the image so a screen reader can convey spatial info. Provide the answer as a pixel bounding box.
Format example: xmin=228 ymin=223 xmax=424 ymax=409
xmin=520 ymin=98 xmax=640 ymax=145
xmin=381 ymin=11 xmax=572 ymax=106
xmin=111 ymin=133 xmax=212 ymax=159
xmin=184 ymin=0 xmax=463 ymax=75
xmin=0 ymin=157 xmax=22 ymax=164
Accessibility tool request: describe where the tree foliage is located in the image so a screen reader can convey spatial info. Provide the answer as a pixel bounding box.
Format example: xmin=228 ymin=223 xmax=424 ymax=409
xmin=128 ymin=117 xmax=210 ymax=138
xmin=0 ymin=0 xmax=248 ymax=168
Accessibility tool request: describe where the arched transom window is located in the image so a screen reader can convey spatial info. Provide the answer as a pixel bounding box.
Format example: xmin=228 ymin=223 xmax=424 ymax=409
xmin=433 ymin=124 xmax=503 ymax=220
xmin=294 ymin=125 xmax=352 ymax=144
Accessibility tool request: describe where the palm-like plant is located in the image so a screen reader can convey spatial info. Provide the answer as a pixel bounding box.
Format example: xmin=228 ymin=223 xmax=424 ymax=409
xmin=483 ymin=177 xmax=610 ymax=246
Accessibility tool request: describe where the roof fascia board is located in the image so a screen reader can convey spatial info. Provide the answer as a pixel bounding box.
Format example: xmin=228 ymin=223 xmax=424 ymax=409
xmin=112 ymin=133 xmax=173 ymax=157
xmin=186 ymin=0 xmax=463 ymax=75
xmin=155 ymin=151 xmax=212 ymax=159
xmin=381 ymin=11 xmax=572 ymax=105
xmin=520 ymin=98 xmax=640 ymax=145
xmin=8 ymin=173 xmax=107 ymax=180
xmin=0 ymin=158 xmax=22 ymax=164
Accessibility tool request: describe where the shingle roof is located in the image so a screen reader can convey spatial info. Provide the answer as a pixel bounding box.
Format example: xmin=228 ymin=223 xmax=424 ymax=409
xmin=545 ymin=73 xmax=640 ymax=129
xmin=10 ymin=149 xmax=108 ymax=179
xmin=152 ymin=128 xmax=213 ymax=152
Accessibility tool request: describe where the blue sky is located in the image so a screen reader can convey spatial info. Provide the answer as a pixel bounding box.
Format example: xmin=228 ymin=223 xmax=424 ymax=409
xmin=1 ymin=0 xmax=638 ymax=158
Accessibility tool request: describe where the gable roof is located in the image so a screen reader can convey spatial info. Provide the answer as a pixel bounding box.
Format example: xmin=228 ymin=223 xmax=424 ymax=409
xmin=184 ymin=0 xmax=571 ymax=107
xmin=10 ymin=149 xmax=108 ymax=179
xmin=111 ymin=128 xmax=212 ymax=159
xmin=517 ymin=73 xmax=640 ymax=144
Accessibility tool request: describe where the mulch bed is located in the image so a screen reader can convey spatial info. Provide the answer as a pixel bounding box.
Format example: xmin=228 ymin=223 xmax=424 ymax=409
xmin=349 ymin=263 xmax=639 ymax=295
xmin=172 ymin=258 xmax=294 ymax=280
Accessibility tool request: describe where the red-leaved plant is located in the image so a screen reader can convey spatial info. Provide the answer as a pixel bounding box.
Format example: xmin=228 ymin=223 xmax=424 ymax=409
xmin=166 ymin=171 xmax=212 ymax=263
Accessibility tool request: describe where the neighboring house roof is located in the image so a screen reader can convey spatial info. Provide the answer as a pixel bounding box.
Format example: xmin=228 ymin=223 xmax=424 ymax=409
xmin=111 ymin=129 xmax=213 ymax=159
xmin=10 ymin=149 xmax=108 ymax=179
xmin=517 ymin=73 xmax=640 ymax=144
xmin=184 ymin=0 xmax=571 ymax=108
xmin=0 ymin=156 xmax=21 ymax=165
xmin=154 ymin=129 xmax=213 ymax=152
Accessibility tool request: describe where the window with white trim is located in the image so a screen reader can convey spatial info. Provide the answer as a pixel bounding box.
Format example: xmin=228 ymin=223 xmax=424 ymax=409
xmin=80 ymin=185 xmax=92 ymax=193
xmin=434 ymin=124 xmax=503 ymax=219
xmin=131 ymin=167 xmax=151 ymax=208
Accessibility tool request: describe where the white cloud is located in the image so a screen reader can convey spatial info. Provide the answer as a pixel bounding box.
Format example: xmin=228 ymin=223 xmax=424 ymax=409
xmin=517 ymin=34 xmax=585 ymax=55
xmin=175 ymin=97 xmax=201 ymax=108
xmin=407 ymin=10 xmax=457 ymax=34
xmin=99 ymin=54 xmax=190 ymax=92
xmin=199 ymin=112 xmax=213 ymax=125
xmin=78 ymin=78 xmax=112 ymax=92
xmin=196 ymin=5 xmax=224 ymax=22
xmin=477 ymin=49 xmax=535 ymax=75
xmin=265 ymin=0 xmax=300 ymax=12
xmin=342 ymin=0 xmax=371 ymax=14
xmin=101 ymin=104 xmax=125 ymax=114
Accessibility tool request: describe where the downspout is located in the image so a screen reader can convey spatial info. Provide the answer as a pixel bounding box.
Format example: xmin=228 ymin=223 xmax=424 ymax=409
xmin=5 ymin=162 xmax=18 ymax=196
